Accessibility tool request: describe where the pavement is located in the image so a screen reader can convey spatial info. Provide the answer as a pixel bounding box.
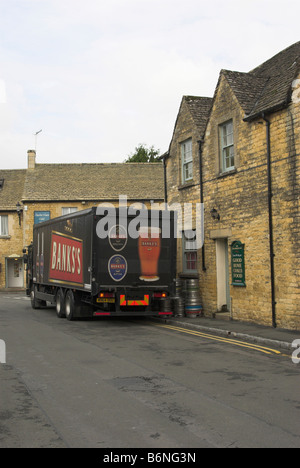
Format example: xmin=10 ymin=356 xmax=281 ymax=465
xmin=154 ymin=313 xmax=300 ymax=351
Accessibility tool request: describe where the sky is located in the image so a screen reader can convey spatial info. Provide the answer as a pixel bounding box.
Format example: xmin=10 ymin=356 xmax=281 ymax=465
xmin=0 ymin=0 xmax=299 ymax=169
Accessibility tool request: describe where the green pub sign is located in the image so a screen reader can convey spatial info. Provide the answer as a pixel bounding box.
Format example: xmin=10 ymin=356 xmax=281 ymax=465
xmin=231 ymin=241 xmax=246 ymax=287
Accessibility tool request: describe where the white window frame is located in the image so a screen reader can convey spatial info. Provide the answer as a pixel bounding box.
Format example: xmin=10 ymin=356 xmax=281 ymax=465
xmin=0 ymin=215 xmax=9 ymax=236
xmin=181 ymin=139 xmax=193 ymax=184
xmin=182 ymin=230 xmax=197 ymax=273
xmin=220 ymin=120 xmax=235 ymax=172
xmin=62 ymin=207 xmax=78 ymax=216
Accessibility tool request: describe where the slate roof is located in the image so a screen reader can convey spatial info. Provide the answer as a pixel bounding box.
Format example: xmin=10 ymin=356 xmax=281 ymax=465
xmin=164 ymin=96 xmax=213 ymax=158
xmin=183 ymin=96 xmax=213 ymax=136
xmin=166 ymin=42 xmax=300 ymax=159
xmin=0 ymin=162 xmax=164 ymax=208
xmin=224 ymin=41 xmax=300 ymax=120
xmin=221 ymin=70 xmax=268 ymax=115
xmin=0 ymin=170 xmax=26 ymax=211
xmin=22 ymin=163 xmax=164 ymax=202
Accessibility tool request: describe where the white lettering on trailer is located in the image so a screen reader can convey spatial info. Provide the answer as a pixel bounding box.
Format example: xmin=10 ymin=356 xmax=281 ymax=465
xmin=51 ymin=239 xmax=81 ymax=276
xmin=51 ymin=241 xmax=57 ymax=269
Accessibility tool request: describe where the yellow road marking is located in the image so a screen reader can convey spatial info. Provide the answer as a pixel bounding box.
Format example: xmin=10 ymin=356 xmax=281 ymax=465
xmin=153 ymin=323 xmax=282 ymax=356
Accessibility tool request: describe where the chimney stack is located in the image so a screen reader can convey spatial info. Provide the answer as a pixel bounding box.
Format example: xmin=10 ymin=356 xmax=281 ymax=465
xmin=27 ymin=149 xmax=36 ymax=169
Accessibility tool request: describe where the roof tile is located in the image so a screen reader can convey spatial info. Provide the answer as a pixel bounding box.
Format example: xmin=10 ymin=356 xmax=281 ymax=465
xmin=22 ymin=163 xmax=164 ymax=201
xmin=0 ymin=170 xmax=26 ymax=210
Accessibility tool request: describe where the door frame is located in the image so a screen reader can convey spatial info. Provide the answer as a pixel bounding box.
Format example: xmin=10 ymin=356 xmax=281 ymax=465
xmin=6 ymin=257 xmax=24 ymax=289
xmin=215 ymin=238 xmax=230 ymax=312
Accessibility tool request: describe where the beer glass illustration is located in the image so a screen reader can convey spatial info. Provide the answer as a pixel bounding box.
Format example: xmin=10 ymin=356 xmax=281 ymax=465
xmin=138 ymin=226 xmax=161 ymax=281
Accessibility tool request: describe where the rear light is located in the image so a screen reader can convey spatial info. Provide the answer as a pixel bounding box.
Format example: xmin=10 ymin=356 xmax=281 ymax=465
xmin=99 ymin=292 xmax=114 ymax=298
xmin=153 ymin=292 xmax=167 ymax=298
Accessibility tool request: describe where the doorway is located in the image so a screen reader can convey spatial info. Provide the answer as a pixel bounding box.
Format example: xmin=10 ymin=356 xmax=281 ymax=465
xmin=215 ymin=238 xmax=230 ymax=312
xmin=6 ymin=258 xmax=24 ymax=288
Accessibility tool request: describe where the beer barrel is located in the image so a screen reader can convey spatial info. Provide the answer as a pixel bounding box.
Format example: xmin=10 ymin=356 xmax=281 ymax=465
xmin=175 ymin=278 xmax=182 ymax=296
xmin=159 ymin=297 xmax=173 ymax=316
xmin=173 ymin=296 xmax=185 ymax=317
xmin=185 ymin=279 xmax=202 ymax=318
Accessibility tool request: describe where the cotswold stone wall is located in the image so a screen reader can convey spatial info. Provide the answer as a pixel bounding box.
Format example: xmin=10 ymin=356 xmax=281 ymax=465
xmin=203 ymin=76 xmax=300 ymax=329
xmin=166 ymin=98 xmax=203 ymax=273
xmin=167 ymin=74 xmax=300 ymax=330
xmin=0 ymin=212 xmax=23 ymax=289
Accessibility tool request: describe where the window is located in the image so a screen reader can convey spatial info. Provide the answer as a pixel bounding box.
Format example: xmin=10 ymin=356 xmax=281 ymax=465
xmin=183 ymin=230 xmax=197 ymax=273
xmin=220 ymin=120 xmax=235 ymax=172
xmin=62 ymin=207 xmax=78 ymax=216
xmin=0 ymin=179 xmax=4 ymax=190
xmin=181 ymin=139 xmax=193 ymax=183
xmin=0 ymin=215 xmax=8 ymax=236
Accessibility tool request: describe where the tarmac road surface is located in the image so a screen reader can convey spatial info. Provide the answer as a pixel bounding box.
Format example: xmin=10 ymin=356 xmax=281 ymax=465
xmin=1 ymin=293 xmax=300 ymax=448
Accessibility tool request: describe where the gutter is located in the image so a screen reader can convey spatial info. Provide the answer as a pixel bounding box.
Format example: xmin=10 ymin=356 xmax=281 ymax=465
xmin=262 ymin=114 xmax=277 ymax=328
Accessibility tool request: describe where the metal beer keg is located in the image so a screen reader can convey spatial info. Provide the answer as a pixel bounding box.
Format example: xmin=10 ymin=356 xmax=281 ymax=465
xmin=173 ymin=296 xmax=184 ymax=317
xmin=159 ymin=297 xmax=173 ymax=316
xmin=175 ymin=278 xmax=182 ymax=296
xmin=185 ymin=278 xmax=202 ymax=318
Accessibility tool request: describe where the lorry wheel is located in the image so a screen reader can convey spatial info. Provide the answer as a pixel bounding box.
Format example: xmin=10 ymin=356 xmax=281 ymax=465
xmin=56 ymin=289 xmax=66 ymax=318
xmin=65 ymin=290 xmax=80 ymax=321
xmin=30 ymin=285 xmax=43 ymax=309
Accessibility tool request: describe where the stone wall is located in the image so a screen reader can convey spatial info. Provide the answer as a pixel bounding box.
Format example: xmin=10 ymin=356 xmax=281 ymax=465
xmin=166 ymin=73 xmax=300 ymax=330
xmin=0 ymin=212 xmax=24 ymax=289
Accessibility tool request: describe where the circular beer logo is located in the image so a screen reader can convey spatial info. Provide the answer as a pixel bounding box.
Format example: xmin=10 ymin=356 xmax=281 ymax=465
xmin=109 ymin=225 xmax=127 ymax=252
xmin=108 ymin=255 xmax=128 ymax=282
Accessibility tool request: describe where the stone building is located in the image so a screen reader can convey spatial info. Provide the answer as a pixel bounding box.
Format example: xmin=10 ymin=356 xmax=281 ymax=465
xmin=164 ymin=42 xmax=300 ymax=330
xmin=0 ymin=150 xmax=164 ymax=289
xmin=0 ymin=169 xmax=27 ymax=289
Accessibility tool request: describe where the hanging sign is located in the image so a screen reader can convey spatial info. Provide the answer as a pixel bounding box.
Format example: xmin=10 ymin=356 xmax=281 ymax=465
xmin=231 ymin=241 xmax=246 ymax=287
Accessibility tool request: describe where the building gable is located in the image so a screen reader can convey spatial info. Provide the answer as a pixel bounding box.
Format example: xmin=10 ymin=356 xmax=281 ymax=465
xmin=167 ymin=96 xmax=213 ymax=159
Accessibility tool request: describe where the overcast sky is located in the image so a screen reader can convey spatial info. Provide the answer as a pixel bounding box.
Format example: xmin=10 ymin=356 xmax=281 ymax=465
xmin=0 ymin=0 xmax=299 ymax=169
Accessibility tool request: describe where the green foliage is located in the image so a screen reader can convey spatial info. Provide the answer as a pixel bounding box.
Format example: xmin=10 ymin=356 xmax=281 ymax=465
xmin=125 ymin=144 xmax=161 ymax=163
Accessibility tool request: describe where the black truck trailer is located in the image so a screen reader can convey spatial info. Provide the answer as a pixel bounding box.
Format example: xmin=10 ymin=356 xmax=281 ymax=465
xmin=25 ymin=207 xmax=177 ymax=320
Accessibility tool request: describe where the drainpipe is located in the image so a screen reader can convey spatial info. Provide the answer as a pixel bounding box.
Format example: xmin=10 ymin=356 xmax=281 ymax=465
xmin=163 ymin=154 xmax=168 ymax=209
xmin=198 ymin=139 xmax=206 ymax=271
xmin=262 ymin=114 xmax=277 ymax=328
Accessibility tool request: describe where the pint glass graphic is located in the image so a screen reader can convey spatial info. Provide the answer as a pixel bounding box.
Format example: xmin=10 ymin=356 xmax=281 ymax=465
xmin=138 ymin=226 xmax=161 ymax=281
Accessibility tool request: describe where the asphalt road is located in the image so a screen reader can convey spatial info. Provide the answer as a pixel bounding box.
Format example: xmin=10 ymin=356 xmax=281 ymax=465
xmin=0 ymin=294 xmax=300 ymax=448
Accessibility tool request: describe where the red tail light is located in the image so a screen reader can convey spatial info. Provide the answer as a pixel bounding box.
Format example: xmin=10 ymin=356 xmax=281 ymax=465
xmin=99 ymin=292 xmax=114 ymax=298
xmin=153 ymin=292 xmax=167 ymax=298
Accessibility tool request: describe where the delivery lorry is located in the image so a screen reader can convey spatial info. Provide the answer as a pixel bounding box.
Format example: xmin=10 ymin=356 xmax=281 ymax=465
xmin=25 ymin=207 xmax=177 ymax=320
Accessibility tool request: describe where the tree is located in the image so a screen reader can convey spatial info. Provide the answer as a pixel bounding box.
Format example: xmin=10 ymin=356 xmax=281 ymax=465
xmin=124 ymin=144 xmax=161 ymax=163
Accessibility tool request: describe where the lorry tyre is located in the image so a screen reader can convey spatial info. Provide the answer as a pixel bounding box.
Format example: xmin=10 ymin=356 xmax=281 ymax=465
xmin=56 ymin=288 xmax=66 ymax=318
xmin=30 ymin=285 xmax=43 ymax=309
xmin=65 ymin=289 xmax=80 ymax=321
